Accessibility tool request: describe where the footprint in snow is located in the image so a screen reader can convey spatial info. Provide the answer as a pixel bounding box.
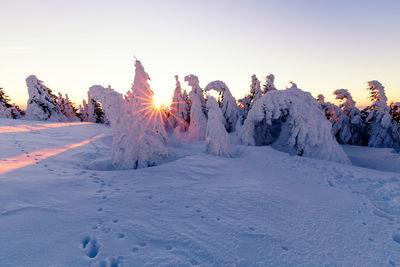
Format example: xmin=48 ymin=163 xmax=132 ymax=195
xmin=393 ymin=234 xmax=400 ymax=244
xmin=81 ymin=236 xmax=100 ymax=258
xmin=99 ymin=256 xmax=124 ymax=267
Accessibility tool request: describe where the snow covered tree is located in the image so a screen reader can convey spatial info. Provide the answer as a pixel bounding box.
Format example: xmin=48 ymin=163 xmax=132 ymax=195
xmin=25 ymin=75 xmax=67 ymax=121
xmin=58 ymin=93 xmax=78 ymax=122
xmin=0 ymin=87 xmax=23 ymax=119
xmin=390 ymin=102 xmax=400 ymax=123
xmin=205 ymin=96 xmax=232 ymax=157
xmin=362 ymin=81 xmax=399 ymax=148
xmin=263 ymin=73 xmax=277 ymax=94
xmin=79 ymin=92 xmax=106 ymax=123
xmin=332 ymin=89 xmax=365 ymax=145
xmin=185 ymin=74 xmax=207 ymax=141
xmin=169 ymin=75 xmax=190 ymax=131
xmin=240 ymin=83 xmax=350 ymax=164
xmin=204 ymin=80 xmax=238 ymax=132
xmin=237 ymin=75 xmax=264 ymax=127
xmin=316 ymin=94 xmax=325 ymax=103
xmin=89 ymin=60 xmax=168 ymax=169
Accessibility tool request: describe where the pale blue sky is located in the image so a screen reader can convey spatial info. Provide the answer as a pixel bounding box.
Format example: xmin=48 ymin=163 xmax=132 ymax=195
xmin=1 ymin=0 xmax=399 ymax=108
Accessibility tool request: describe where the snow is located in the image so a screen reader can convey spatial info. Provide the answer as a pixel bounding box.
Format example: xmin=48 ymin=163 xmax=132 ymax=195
xmin=205 ymin=96 xmax=232 ymax=157
xmin=204 ymin=80 xmax=238 ymax=133
xmin=240 ymin=85 xmax=351 ymax=164
xmin=1 ymin=118 xmax=400 ymax=266
xmin=89 ymin=60 xmax=169 ymax=170
xmin=25 ymin=75 xmax=67 ymax=122
xmin=185 ymin=75 xmax=207 ymax=142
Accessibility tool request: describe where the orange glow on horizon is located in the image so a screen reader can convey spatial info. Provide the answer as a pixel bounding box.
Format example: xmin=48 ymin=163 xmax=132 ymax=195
xmin=0 ymin=134 xmax=104 ymax=175
xmin=0 ymin=122 xmax=93 ymax=134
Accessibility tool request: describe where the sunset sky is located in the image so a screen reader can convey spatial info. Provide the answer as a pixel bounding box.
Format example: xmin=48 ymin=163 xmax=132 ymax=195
xmin=1 ymin=0 xmax=399 ymax=108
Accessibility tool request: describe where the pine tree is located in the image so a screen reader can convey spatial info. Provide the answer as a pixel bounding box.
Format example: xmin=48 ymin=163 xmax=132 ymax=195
xmin=184 ymin=74 xmax=207 ymax=141
xmin=205 ymin=96 xmax=232 ymax=157
xmin=169 ymin=75 xmax=190 ymax=131
xmin=237 ymin=75 xmax=264 ymax=125
xmin=240 ymin=84 xmax=350 ymax=164
xmin=25 ymin=75 xmax=67 ymax=121
xmin=362 ymin=80 xmax=398 ymax=148
xmin=204 ymin=80 xmax=238 ymax=132
xmin=90 ymin=60 xmax=168 ymax=169
xmin=390 ymin=102 xmax=400 ymax=123
xmin=263 ymin=73 xmax=277 ymax=94
xmin=332 ymin=89 xmax=365 ymax=144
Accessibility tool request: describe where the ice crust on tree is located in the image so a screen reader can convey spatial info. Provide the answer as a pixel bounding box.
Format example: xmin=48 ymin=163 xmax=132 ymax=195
xmin=205 ymin=96 xmax=232 ymax=157
xmin=240 ymin=84 xmax=350 ymax=164
xmin=204 ymin=80 xmax=238 ymax=132
xmin=362 ymin=81 xmax=399 ymax=148
xmin=185 ymin=74 xmax=207 ymax=141
xmin=25 ymin=75 xmax=67 ymax=122
xmin=89 ymin=60 xmax=168 ymax=169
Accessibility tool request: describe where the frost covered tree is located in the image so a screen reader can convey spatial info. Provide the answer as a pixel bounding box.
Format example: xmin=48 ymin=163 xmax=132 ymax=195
xmin=184 ymin=74 xmax=207 ymax=141
xmin=205 ymin=96 xmax=232 ymax=157
xmin=0 ymin=87 xmax=23 ymax=119
xmin=390 ymin=102 xmax=400 ymax=123
xmin=58 ymin=93 xmax=78 ymax=122
xmin=90 ymin=60 xmax=168 ymax=169
xmin=361 ymin=81 xmax=399 ymax=148
xmin=263 ymin=73 xmax=277 ymax=94
xmin=79 ymin=92 xmax=106 ymax=123
xmin=240 ymin=83 xmax=350 ymax=164
xmin=238 ymin=75 xmax=264 ymax=126
xmin=331 ymin=89 xmax=365 ymax=145
xmin=25 ymin=75 xmax=67 ymax=121
xmin=316 ymin=94 xmax=325 ymax=103
xmin=169 ymin=75 xmax=190 ymax=131
xmin=204 ymin=80 xmax=238 ymax=132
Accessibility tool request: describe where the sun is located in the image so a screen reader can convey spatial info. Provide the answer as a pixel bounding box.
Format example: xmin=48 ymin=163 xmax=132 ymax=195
xmin=152 ymin=95 xmax=165 ymax=109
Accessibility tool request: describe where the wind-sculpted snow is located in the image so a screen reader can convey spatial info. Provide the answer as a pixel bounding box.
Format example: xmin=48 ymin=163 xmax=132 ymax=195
xmin=204 ymin=80 xmax=238 ymax=132
xmin=240 ymin=85 xmax=351 ymax=164
xmin=205 ymin=96 xmax=232 ymax=157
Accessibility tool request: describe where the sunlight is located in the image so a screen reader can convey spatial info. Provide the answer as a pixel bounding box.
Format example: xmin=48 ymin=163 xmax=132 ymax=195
xmin=0 ymin=134 xmax=104 ymax=175
xmin=152 ymin=95 xmax=164 ymax=109
xmin=0 ymin=122 xmax=93 ymax=134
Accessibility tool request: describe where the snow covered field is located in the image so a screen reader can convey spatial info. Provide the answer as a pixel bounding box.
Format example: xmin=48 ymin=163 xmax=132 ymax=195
xmin=0 ymin=118 xmax=400 ymax=266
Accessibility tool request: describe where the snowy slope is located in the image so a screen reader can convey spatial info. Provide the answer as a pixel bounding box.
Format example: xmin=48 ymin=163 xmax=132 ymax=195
xmin=0 ymin=118 xmax=400 ymax=266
